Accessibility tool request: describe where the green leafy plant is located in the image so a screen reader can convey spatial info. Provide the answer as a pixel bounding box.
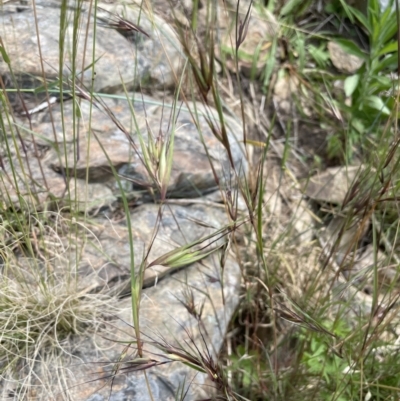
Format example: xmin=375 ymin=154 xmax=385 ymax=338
xmin=298 ymin=320 xmax=352 ymax=400
xmin=227 ymin=344 xmax=269 ymax=399
xmin=327 ymin=0 xmax=398 ymax=158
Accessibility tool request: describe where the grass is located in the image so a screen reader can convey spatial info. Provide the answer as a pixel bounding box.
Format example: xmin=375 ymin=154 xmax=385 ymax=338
xmin=1 ymin=0 xmax=400 ymax=400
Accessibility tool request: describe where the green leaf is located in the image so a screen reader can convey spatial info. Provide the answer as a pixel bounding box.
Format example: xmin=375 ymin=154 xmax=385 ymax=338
xmin=333 ymin=38 xmax=368 ymax=60
xmin=378 ymin=41 xmax=398 ymax=56
xmin=369 ymin=75 xmax=392 ymax=91
xmin=338 ymin=0 xmax=355 ymax=23
xmin=344 ymin=74 xmax=360 ymax=97
xmin=368 ymin=0 xmax=381 ymax=15
xmin=295 ymin=34 xmax=306 ymax=70
xmin=363 ymin=95 xmax=390 ymax=115
xmin=280 ymin=0 xmax=302 ymax=16
xmin=351 ymin=119 xmax=366 ymax=135
xmin=0 ymin=45 xmax=10 ymax=64
xmin=309 ymin=44 xmax=329 ymax=68
xmin=373 ymin=53 xmax=398 ymax=72
xmin=348 ymin=5 xmax=371 ymax=33
xmin=376 ymin=15 xmax=398 ymax=49
xmin=263 ymin=36 xmax=277 ymax=88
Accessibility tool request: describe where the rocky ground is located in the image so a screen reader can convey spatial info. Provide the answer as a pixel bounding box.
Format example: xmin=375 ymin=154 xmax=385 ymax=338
xmin=0 ymin=1 xmax=248 ymax=399
xmin=0 ymin=0 xmax=398 ymax=400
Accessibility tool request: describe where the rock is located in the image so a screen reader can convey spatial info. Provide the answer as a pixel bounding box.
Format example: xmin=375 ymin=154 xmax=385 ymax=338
xmin=3 ymin=92 xmax=247 ymax=208
xmin=347 ymin=244 xmax=389 ymax=290
xmin=0 ymin=141 xmax=121 ymax=213
xmin=273 ymin=72 xmax=300 ymax=114
xmin=139 ymin=0 xmax=193 ymax=24
xmin=0 ymin=2 xmax=247 ymax=399
xmin=272 ymin=71 xmax=314 ymax=117
xmin=291 ymin=198 xmax=314 ymax=243
xmin=17 ymin=253 xmax=241 ymax=400
xmin=0 ymin=146 xmax=67 ymax=210
xmin=218 ymin=5 xmax=278 ymax=77
xmin=0 ymin=1 xmax=183 ymax=94
xmin=321 ymin=214 xmax=370 ymax=267
xmin=262 ymin=161 xmax=282 ymax=219
xmin=117 ymin=99 xmax=247 ymax=198
xmin=67 ymin=179 xmax=116 ymax=213
xmin=328 ymin=41 xmax=364 ymax=74
xmin=1 ymin=66 xmax=246 ymax=401
xmin=3 ymin=185 xmax=242 ymax=401
xmin=18 ymin=93 xmax=247 ymax=199
xmin=304 ymin=165 xmax=361 ymax=204
xmin=74 ymin=202 xmax=231 ymax=293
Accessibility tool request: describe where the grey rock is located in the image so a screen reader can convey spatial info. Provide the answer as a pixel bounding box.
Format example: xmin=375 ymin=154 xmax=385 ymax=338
xmin=0 ymin=3 xmax=245 ymax=399
xmin=117 ymin=98 xmax=247 ymax=198
xmin=0 ymin=145 xmax=67 ymax=209
xmin=328 ymin=41 xmax=364 ymax=74
xmin=4 ymin=240 xmax=240 ymax=400
xmin=59 ymin=251 xmax=240 ymax=400
xmin=346 ymin=244 xmax=389 ymax=290
xmin=62 ymin=202 xmax=230 ymax=293
xmin=304 ymin=166 xmax=362 ymax=204
xmin=16 ymin=93 xmax=247 ymax=199
xmin=2 ymin=92 xmax=247 ymax=209
xmin=321 ymin=214 xmax=370 ymax=267
xmin=68 ymin=179 xmax=117 ymax=213
xmin=0 ymin=1 xmax=183 ymax=94
xmin=0 ymin=141 xmax=118 ymax=213
xmin=218 ymin=4 xmax=278 ymax=77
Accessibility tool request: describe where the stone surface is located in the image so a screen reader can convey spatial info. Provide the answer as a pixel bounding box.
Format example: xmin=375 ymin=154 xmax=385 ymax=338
xmin=321 ymin=214 xmax=370 ymax=267
xmin=74 ymin=202 xmax=231 ymax=293
xmin=217 ymin=4 xmax=278 ymax=77
xmin=328 ymin=41 xmax=364 ymax=74
xmin=347 ymin=244 xmax=390 ymax=290
xmin=1 ymin=92 xmax=247 ymax=210
xmin=26 ymin=253 xmax=240 ymax=400
xmin=115 ymin=98 xmax=247 ymax=198
xmin=272 ymin=72 xmax=313 ymax=117
xmin=0 ymin=146 xmax=67 ymax=209
xmin=0 ymin=2 xmax=246 ymax=400
xmin=291 ymin=198 xmax=314 ymax=243
xmin=0 ymin=0 xmax=183 ymax=94
xmin=304 ymin=165 xmax=361 ymax=204
xmin=68 ymin=179 xmax=117 ymax=213
xmin=10 ymin=92 xmax=247 ymax=201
